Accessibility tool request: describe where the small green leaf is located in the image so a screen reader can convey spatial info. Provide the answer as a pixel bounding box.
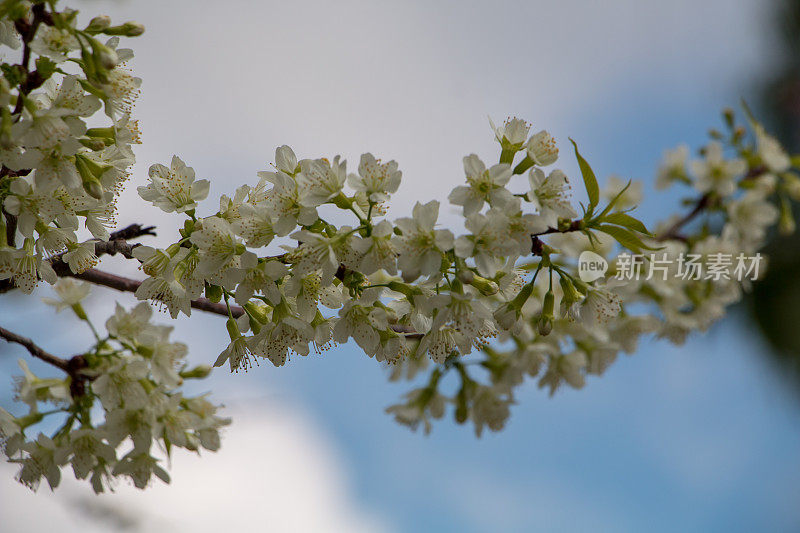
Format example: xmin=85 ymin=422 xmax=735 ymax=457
xmin=601 ymin=212 xmax=652 ymax=235
xmin=205 ymin=283 xmax=223 ymax=303
xmin=740 ymin=98 xmax=757 ymax=126
xmin=595 ymin=179 xmax=632 ymax=219
xmin=570 ymin=138 xmax=599 ymax=213
xmin=35 ymin=56 xmax=57 ymax=80
xmin=595 ymin=224 xmax=659 ymax=254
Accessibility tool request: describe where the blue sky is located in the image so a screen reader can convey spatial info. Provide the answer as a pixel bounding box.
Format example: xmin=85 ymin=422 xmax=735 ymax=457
xmin=2 ymin=0 xmax=799 ymax=531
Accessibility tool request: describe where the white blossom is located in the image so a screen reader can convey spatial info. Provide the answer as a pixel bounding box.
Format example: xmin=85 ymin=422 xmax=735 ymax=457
xmin=138 ymin=156 xmax=210 ymax=213
xmin=347 ymin=153 xmax=402 ymax=204
xmin=448 ymin=154 xmax=512 ymax=216
xmin=394 ymin=200 xmax=454 ymax=282
xmin=526 ymin=168 xmax=577 ymax=226
xmin=526 ymin=130 xmax=558 ymax=166
xmin=41 ymin=278 xmax=90 ymax=312
xmin=691 ymin=141 xmax=746 ymax=197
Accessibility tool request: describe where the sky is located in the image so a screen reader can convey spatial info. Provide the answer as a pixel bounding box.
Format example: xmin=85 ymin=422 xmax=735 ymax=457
xmin=2 ymin=0 xmax=800 ymax=531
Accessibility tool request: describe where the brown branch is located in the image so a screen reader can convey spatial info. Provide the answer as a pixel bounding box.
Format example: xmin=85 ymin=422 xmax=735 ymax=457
xmin=0 ymin=326 xmax=93 ymax=397
xmin=106 ymin=223 xmax=158 ymax=242
xmin=53 ymin=223 xmax=156 ymax=270
xmin=656 ymin=165 xmax=767 ymax=242
xmin=2 ymin=225 xmax=418 ymax=337
xmin=657 ymin=194 xmax=712 ymax=242
xmin=530 ymin=220 xmax=584 ymax=255
xmin=72 ymin=268 xmax=424 ymax=339
xmin=0 ymin=325 xmax=69 ymax=371
xmin=2 ymin=208 xmax=16 ymax=247
xmin=532 ymin=219 xmax=584 ymax=237
xmin=0 ymin=223 xmax=156 ymax=293
xmin=72 ymin=268 xmax=244 ymax=318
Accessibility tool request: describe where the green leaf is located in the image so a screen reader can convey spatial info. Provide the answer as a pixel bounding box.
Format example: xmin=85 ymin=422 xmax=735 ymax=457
xmin=740 ymin=98 xmax=757 ymax=126
xmin=35 ymin=56 xmax=57 ymax=81
xmin=595 ymin=179 xmax=632 ymax=219
xmin=205 ymin=283 xmax=223 ymax=303
xmin=569 ymin=138 xmax=599 ymax=214
xmin=601 ymin=212 xmax=652 ymax=235
xmin=595 ymin=224 xmax=659 ymax=254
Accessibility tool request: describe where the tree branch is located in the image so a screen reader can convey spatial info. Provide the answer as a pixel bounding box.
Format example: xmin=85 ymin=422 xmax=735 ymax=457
xmin=72 ymin=268 xmax=244 ymax=318
xmin=657 ymin=165 xmax=767 ymax=242
xmin=0 ymin=223 xmax=156 ymax=292
xmin=657 ymin=194 xmax=712 ymax=242
xmin=53 ymin=223 xmax=156 ymax=270
xmin=0 ymin=325 xmax=69 ymax=371
xmin=71 ymin=268 xmax=425 ymax=338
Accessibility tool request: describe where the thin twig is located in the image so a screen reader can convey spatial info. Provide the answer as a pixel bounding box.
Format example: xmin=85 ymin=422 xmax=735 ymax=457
xmin=53 ymin=223 xmax=156 ymax=268
xmin=73 ymin=268 xmax=245 ymax=318
xmin=72 ymin=268 xmax=423 ymax=337
xmin=0 ymin=223 xmax=156 ymax=292
xmin=657 ymin=165 xmax=767 ymax=242
xmin=0 ymin=325 xmax=69 ymax=371
xmin=657 ymin=194 xmax=711 ymax=242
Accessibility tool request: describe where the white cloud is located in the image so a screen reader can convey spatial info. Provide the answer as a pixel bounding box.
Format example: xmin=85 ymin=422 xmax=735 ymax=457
xmin=0 ymin=402 xmax=391 ymax=533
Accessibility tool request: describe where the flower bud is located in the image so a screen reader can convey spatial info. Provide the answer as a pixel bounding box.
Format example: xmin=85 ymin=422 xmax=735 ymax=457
xmin=180 ymin=365 xmax=213 ymax=379
xmin=86 ymin=15 xmax=111 ymax=32
xmin=112 ymin=21 xmax=145 ymax=37
xmin=98 ymin=46 xmax=119 ymax=70
xmin=85 ymin=125 xmax=116 ymax=144
xmin=559 ymin=275 xmax=584 ymax=305
xmin=387 ymin=281 xmax=420 ymax=298
xmin=75 ymin=155 xmax=105 ymax=199
xmin=244 ymin=301 xmax=270 ymax=324
xmin=225 ymin=317 xmax=240 ymax=341
xmin=469 ymin=274 xmax=499 ymax=296
xmin=78 ymin=137 xmax=106 ymax=151
xmin=537 ymin=289 xmax=555 ymax=336
xmin=88 ymin=38 xmax=118 ymax=70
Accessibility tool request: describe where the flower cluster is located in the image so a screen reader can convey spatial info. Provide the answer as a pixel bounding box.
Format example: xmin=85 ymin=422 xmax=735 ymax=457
xmin=129 ymin=112 xmax=800 ymax=439
xmin=1 ymin=280 xmax=228 ymax=493
xmin=2 ymin=0 xmax=800 ymax=494
xmin=0 ymin=1 xmax=143 ymax=293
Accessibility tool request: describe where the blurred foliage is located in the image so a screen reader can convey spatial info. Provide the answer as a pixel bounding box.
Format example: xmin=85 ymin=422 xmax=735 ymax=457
xmin=748 ymin=0 xmax=800 ymax=382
